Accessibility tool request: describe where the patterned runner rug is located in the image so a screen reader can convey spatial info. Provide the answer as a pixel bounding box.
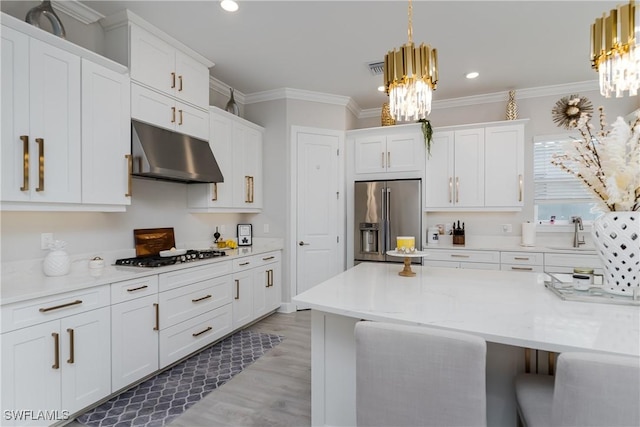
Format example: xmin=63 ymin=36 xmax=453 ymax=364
xmin=77 ymin=330 xmax=283 ymax=427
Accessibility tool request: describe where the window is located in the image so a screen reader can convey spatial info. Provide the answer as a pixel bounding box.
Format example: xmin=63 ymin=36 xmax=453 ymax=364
xmin=533 ymin=135 xmax=599 ymax=223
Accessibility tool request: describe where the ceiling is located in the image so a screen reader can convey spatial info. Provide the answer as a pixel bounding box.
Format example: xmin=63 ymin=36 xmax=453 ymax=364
xmin=19 ymin=1 xmax=626 ymax=110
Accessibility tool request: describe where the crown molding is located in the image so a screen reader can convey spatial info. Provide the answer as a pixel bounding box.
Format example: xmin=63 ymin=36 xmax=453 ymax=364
xmin=52 ymin=0 xmax=104 ymax=24
xmin=359 ymin=80 xmax=600 ymax=118
xmin=210 ymin=76 xmax=246 ymax=105
xmin=244 ymin=87 xmax=352 ymax=108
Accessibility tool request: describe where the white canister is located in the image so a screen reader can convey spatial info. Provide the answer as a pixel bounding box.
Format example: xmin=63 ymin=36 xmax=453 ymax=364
xmin=427 ymin=227 xmax=440 ymax=245
xmin=43 ymin=240 xmax=70 ymax=277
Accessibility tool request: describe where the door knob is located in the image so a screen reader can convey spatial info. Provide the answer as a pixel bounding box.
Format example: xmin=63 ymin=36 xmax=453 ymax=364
xmin=299 ymin=241 xmax=310 ymax=246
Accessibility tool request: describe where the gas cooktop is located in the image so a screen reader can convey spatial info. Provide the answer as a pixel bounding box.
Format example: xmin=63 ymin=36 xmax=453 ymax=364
xmin=115 ymin=249 xmax=226 ymax=268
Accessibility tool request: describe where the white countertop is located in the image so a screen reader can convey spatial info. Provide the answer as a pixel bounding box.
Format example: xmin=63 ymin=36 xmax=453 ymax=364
xmin=1 ymin=239 xmax=283 ymax=306
xmin=422 ymin=235 xmax=597 ymax=254
xmin=293 ymin=262 xmax=639 ymax=357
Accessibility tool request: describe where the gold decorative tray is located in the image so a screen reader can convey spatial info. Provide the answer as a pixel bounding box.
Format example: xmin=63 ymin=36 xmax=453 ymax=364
xmin=544 ymin=272 xmax=640 ymax=306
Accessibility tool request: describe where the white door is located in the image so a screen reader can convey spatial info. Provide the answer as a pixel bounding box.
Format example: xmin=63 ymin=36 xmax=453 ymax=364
xmin=294 ymin=127 xmax=342 ymax=296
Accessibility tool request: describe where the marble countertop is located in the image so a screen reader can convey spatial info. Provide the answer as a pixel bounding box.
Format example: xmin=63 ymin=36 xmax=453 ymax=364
xmin=1 ymin=239 xmax=283 ymax=306
xmin=293 ymin=262 xmax=639 ymax=357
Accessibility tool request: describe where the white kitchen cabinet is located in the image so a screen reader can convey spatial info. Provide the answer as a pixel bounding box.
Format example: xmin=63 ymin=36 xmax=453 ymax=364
xmin=81 ymin=59 xmax=131 ymax=206
xmin=232 ymin=266 xmax=255 ymax=330
xmin=110 ymin=275 xmax=159 ymax=392
xmin=484 ymin=124 xmax=525 ymax=208
xmin=354 ymin=132 xmax=423 ymax=175
xmin=128 ymin=24 xmax=209 ymax=109
xmin=131 ymin=83 xmax=209 ymax=140
xmin=1 ymin=27 xmax=81 ymax=205
xmin=254 ymin=252 xmax=282 ymax=318
xmin=544 ymin=252 xmax=603 ymax=275
xmin=425 ymin=128 xmax=485 ymax=209
xmin=1 ymin=307 xmax=110 ymax=426
xmin=500 ymin=251 xmax=544 ymax=273
xmin=423 ymin=249 xmax=500 ymax=270
xmin=188 ymin=107 xmax=264 ymax=212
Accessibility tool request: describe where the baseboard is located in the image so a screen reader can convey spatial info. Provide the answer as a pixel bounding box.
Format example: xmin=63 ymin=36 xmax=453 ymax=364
xmin=278 ymin=302 xmax=297 ymax=313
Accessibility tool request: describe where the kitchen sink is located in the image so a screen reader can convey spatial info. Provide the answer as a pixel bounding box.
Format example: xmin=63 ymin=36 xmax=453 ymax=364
xmin=545 ymin=246 xmax=596 ymax=252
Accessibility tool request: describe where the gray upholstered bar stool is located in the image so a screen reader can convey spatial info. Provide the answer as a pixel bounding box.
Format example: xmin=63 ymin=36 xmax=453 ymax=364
xmin=515 ymin=352 xmax=640 ymax=427
xmin=355 ymin=321 xmax=487 ymax=427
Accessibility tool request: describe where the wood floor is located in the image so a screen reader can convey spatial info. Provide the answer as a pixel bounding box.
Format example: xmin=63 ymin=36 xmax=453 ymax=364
xmin=71 ymin=309 xmax=311 ymax=427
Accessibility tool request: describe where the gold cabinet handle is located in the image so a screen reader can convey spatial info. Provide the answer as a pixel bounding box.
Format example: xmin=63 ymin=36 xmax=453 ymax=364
xmin=171 ymin=107 xmax=176 ymax=123
xmin=518 ymin=174 xmax=523 ymax=202
xmin=52 ymin=332 xmax=60 ymax=369
xmin=36 ymin=138 xmax=44 ymax=192
xmin=192 ymin=294 xmax=212 ymax=303
xmin=211 ymin=182 xmax=218 ymax=201
xmin=512 ymin=266 xmax=533 ymax=271
xmin=67 ymin=328 xmax=74 ymax=364
xmin=381 ymin=152 xmax=385 ymax=168
xmin=153 ymin=303 xmax=159 ymax=331
xmin=39 ymin=299 xmax=82 ymax=313
xmin=265 ymin=270 xmax=270 ymax=288
xmin=514 ymin=257 xmax=530 ymax=261
xmin=192 ymin=326 xmax=212 ymax=337
xmin=171 ymin=72 xmax=176 ymax=88
xmin=178 ymin=75 xmax=183 ymax=92
xmin=20 ymin=135 xmax=29 ymax=191
xmin=125 ymin=154 xmax=133 ymax=197
xmin=455 ymin=177 xmax=459 ymax=204
xmin=126 ymin=285 xmax=148 ymax=292
xmin=235 ymin=279 xmax=240 ymax=300
xmin=448 ymin=177 xmax=453 ymax=203
xmin=262 ymin=256 xmax=275 ymax=261
xmin=270 ymin=269 xmax=274 ymax=287
xmin=249 ymin=176 xmax=254 ymax=203
xmin=239 ymin=261 xmax=250 ymax=266
xmin=245 ymin=176 xmax=254 ymax=203
xmin=178 ymin=109 xmax=183 ymax=125
xmin=450 ymin=254 xmax=470 ymax=258
xmin=387 ymin=151 xmax=390 ymax=168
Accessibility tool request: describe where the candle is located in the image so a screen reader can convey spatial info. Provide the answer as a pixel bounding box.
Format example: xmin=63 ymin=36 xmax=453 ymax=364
xmin=396 ymin=236 xmax=415 ymax=251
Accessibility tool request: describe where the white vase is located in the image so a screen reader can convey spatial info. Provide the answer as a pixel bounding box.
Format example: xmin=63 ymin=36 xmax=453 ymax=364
xmin=43 ymin=242 xmax=70 ymax=277
xmin=591 ymin=212 xmax=639 ymax=296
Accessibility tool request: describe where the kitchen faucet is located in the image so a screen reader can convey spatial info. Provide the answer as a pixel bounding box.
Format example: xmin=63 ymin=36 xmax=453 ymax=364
xmin=572 ymin=216 xmax=585 ymax=248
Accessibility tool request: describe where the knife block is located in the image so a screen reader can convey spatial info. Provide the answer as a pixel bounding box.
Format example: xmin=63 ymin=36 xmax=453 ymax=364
xmin=453 ymin=229 xmax=465 ymax=245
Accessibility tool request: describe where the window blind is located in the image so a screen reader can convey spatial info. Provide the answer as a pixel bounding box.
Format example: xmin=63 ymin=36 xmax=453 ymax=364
xmin=533 ymin=138 xmax=594 ymax=203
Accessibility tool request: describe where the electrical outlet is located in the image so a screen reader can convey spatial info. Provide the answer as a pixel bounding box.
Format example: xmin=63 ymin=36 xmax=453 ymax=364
xmin=41 ymin=233 xmax=54 ymax=250
xmin=263 ymin=223 xmax=269 ymax=233
xmin=501 ymin=224 xmax=513 ymax=233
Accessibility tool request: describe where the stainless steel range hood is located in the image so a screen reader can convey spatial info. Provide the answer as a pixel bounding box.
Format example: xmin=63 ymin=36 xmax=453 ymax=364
xmin=131 ymin=120 xmax=224 ymax=183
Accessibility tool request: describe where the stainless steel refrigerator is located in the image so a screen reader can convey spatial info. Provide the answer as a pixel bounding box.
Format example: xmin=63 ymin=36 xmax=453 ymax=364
xmin=354 ymin=179 xmax=422 ymax=264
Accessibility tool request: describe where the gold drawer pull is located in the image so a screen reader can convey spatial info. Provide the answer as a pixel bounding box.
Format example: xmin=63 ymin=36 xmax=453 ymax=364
xmin=52 ymin=332 xmax=60 ymax=369
xmin=125 ymin=154 xmax=133 ymax=197
xmin=192 ymin=326 xmax=212 ymax=337
xmin=239 ymin=261 xmax=250 ymax=266
xmin=387 ymin=151 xmax=390 ymax=167
xmin=127 ymin=285 xmax=148 ymax=292
xmin=514 ymin=257 xmax=530 ymax=261
xmin=450 ymin=254 xmax=470 ymax=258
xmin=448 ymin=177 xmax=453 ymax=203
xmin=171 ymin=72 xmax=176 ymax=88
xmin=153 ymin=303 xmax=159 ymax=331
xmin=262 ymin=256 xmax=275 ymax=261
xmin=178 ymin=75 xmax=183 ymax=91
xmin=171 ymin=107 xmax=176 ymax=123
xmin=36 ymin=138 xmax=44 ymax=192
xmin=518 ymin=174 xmax=523 ymax=202
xmin=211 ymin=182 xmax=218 ymax=201
xmin=178 ymin=109 xmax=183 ymax=125
xmin=455 ymin=177 xmax=459 ymax=203
xmin=512 ymin=267 xmax=533 ymax=271
xmin=192 ymin=294 xmax=212 ymax=303
xmin=67 ymin=328 xmax=74 ymax=364
xmin=39 ymin=299 xmax=82 ymax=313
xmin=235 ymin=279 xmax=240 ymax=300
xmin=20 ymin=135 xmax=29 ymax=191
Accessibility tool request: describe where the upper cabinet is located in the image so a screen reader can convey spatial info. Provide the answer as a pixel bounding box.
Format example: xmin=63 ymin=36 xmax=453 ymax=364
xmin=425 ymin=120 xmax=527 ymax=211
xmin=188 ymin=107 xmax=264 ymax=213
xmin=349 ymin=124 xmax=425 ymax=179
xmin=102 ymin=10 xmax=213 ymax=140
xmin=1 ymin=13 xmax=131 ymax=211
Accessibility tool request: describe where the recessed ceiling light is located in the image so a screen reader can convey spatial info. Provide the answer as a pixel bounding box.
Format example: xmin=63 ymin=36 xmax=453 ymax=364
xmin=221 ymin=0 xmax=239 ymax=12
xmin=466 ymin=72 xmax=479 ymax=79
xmin=377 ymin=86 xmax=385 ymax=92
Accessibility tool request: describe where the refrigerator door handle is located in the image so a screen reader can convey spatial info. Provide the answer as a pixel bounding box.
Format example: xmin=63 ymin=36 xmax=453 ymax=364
xmin=384 ymin=187 xmax=391 ymax=253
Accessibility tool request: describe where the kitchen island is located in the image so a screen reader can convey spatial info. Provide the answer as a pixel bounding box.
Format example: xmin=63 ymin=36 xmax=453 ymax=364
xmin=292 ymin=262 xmax=640 ymax=427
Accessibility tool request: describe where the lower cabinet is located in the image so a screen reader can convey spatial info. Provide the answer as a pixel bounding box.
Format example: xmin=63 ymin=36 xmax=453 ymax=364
xmin=232 ymin=267 xmax=254 ymax=329
xmin=544 ymin=252 xmax=603 ymax=275
xmin=423 ymin=249 xmax=500 ymax=270
xmin=1 ymin=307 xmax=111 ymax=426
xmin=500 ymin=251 xmax=544 ymax=273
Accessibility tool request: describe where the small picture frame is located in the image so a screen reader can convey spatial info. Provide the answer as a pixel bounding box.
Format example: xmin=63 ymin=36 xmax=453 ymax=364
xmin=237 ymin=224 xmax=253 ymax=246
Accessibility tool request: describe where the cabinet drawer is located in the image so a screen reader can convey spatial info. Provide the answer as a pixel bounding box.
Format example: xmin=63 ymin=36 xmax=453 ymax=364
xmin=459 ymin=262 xmax=501 ymax=271
xmin=159 ymin=275 xmax=232 ymax=329
xmin=424 ymin=260 xmax=460 ymax=268
xmin=501 ymin=264 xmax=544 ymax=273
xmin=159 ymin=303 xmax=232 ymax=368
xmin=544 ymin=253 xmax=602 ymax=269
xmin=159 ymin=260 xmax=232 ymax=291
xmin=500 ymin=252 xmax=543 ymax=266
xmin=111 ymin=275 xmax=159 ymax=304
xmin=1 ymin=285 xmax=110 ymax=333
xmin=233 ymin=255 xmax=257 ymax=271
xmin=424 ymin=249 xmax=500 ymax=264
xmin=256 ymin=251 xmax=281 ymax=266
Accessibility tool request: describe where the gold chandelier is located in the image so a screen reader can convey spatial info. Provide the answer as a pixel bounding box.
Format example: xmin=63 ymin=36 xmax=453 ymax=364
xmin=384 ymin=0 xmax=438 ymax=121
xmin=590 ymin=0 xmax=639 ymax=97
